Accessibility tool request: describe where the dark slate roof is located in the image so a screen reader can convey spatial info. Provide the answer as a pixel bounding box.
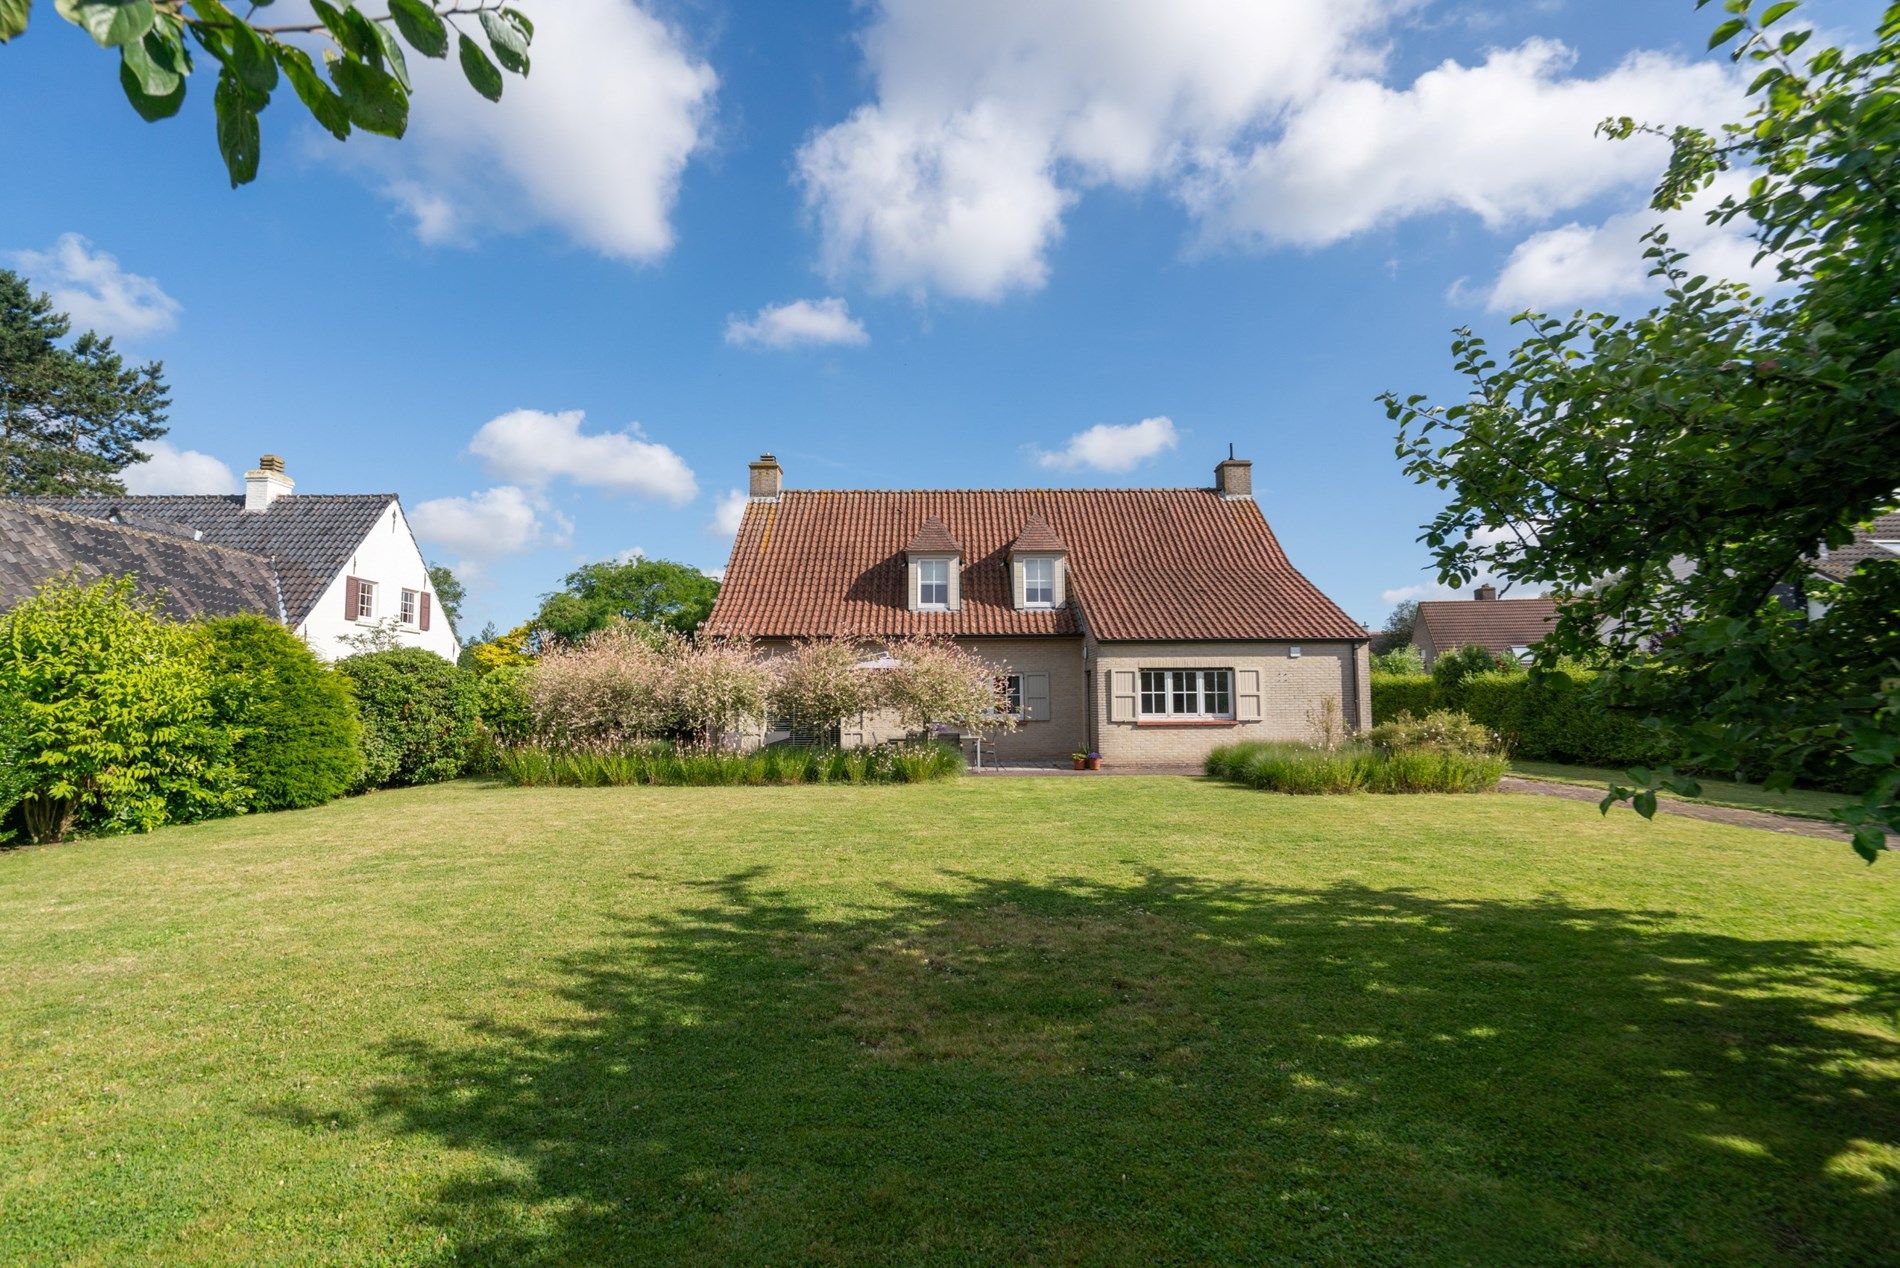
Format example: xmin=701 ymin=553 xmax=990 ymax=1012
xmin=903 ymin=515 xmax=962 ymax=555
xmin=19 ymin=493 xmax=393 ymax=624
xmin=707 ymin=488 xmax=1366 ymax=641
xmin=1010 ymin=514 xmax=1068 ymax=554
xmin=1815 ymin=512 xmax=1900 ymax=582
xmin=0 ymin=503 xmax=281 ymax=621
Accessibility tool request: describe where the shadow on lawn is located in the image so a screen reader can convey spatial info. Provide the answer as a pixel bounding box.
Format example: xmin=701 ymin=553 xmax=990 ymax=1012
xmin=353 ymin=871 xmax=1899 ymax=1263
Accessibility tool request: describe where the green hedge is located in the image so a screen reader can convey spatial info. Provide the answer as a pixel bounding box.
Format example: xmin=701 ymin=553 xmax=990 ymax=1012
xmin=1374 ymin=668 xmax=1667 ymax=767
xmin=204 ymin=615 xmax=364 ymax=810
xmin=1370 ymin=674 xmax=1435 ymax=721
xmin=338 ymin=648 xmax=481 ymax=790
xmin=1205 ymin=741 xmax=1506 ymax=795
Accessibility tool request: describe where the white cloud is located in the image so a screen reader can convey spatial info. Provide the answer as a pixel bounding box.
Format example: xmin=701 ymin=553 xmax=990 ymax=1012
xmin=1482 ymin=172 xmax=1782 ymax=311
xmin=725 ymin=297 xmax=870 ymax=349
xmin=1034 ymin=416 xmax=1178 ymax=473
xmin=9 ymin=234 xmax=180 ymax=339
xmin=708 ymin=488 xmax=749 ymax=536
xmin=798 ymin=3 xmax=1740 ymax=299
xmin=352 ymin=0 xmax=716 ymax=261
xmin=1191 ymin=41 xmax=1736 ymax=249
xmin=410 ymin=485 xmax=570 ymax=569
xmin=469 ymin=408 xmax=698 ymax=504
xmin=612 ymin=546 xmax=648 ymax=563
xmin=702 ymin=567 xmax=727 ymax=582
xmin=121 ymin=440 xmax=234 ymax=495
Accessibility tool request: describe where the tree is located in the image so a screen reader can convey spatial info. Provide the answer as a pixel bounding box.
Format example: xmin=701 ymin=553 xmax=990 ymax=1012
xmin=1 ymin=269 xmax=169 ymax=495
xmin=1370 ymin=599 xmax=1419 ymax=655
xmin=0 ymin=2 xmax=533 ymax=188
xmin=427 ymin=562 xmax=465 ymax=627
xmin=0 ymin=574 xmax=242 ymax=842
xmin=880 ymin=638 xmax=1017 ymax=738
xmin=202 ymin=614 xmax=363 ymax=810
xmin=1383 ymin=1 xmax=1899 ymax=859
xmin=769 ymin=638 xmax=880 ymax=739
xmin=460 ymin=620 xmax=535 ymax=674
xmin=535 ymin=557 xmax=720 ymax=644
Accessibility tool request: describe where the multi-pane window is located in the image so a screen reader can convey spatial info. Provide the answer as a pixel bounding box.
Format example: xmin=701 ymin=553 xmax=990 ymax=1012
xmin=1138 ymin=669 xmax=1233 ymax=718
xmin=355 ymin=580 xmax=376 ymax=620
xmin=918 ymin=558 xmax=950 ymax=607
xmin=400 ymin=588 xmax=419 ymax=625
xmin=1023 ymin=557 xmax=1054 ymax=607
xmin=1004 ymin=674 xmax=1023 ymax=716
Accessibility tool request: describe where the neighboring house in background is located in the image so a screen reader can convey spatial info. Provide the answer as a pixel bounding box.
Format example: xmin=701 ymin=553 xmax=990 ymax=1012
xmin=4 ymin=455 xmax=458 ymax=661
xmin=705 ymin=452 xmax=1371 ymax=765
xmin=1411 ymin=586 xmax=1557 ymax=669
xmin=1808 ymin=510 xmax=1900 ymax=618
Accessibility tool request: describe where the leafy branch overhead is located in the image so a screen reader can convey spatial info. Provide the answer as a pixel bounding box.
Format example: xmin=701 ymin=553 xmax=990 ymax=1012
xmin=0 ymin=2 xmax=532 ymax=187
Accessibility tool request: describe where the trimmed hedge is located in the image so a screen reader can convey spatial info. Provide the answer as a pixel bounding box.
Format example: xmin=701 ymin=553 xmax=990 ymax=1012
xmin=1371 ymin=674 xmax=1435 ymax=721
xmin=338 ymin=648 xmax=481 ymax=789
xmin=204 ymin=615 xmax=364 ymax=810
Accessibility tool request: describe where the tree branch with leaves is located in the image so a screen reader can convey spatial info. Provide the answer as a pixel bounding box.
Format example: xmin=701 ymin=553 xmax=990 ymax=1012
xmin=1 ymin=1 xmax=533 ymax=186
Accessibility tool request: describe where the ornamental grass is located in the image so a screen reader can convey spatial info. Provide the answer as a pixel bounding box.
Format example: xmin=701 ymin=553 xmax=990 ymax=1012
xmin=491 ymin=741 xmax=963 ymax=788
xmin=1205 ymin=741 xmax=1507 ymax=795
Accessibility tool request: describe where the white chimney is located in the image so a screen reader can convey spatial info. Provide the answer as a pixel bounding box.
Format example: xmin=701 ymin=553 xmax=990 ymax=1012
xmin=244 ymin=454 xmax=294 ymax=512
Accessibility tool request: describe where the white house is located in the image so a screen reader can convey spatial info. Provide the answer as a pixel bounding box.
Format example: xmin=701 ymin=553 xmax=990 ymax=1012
xmin=10 ymin=454 xmax=459 ymax=662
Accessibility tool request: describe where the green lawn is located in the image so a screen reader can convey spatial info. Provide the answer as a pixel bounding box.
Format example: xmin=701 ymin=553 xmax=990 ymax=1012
xmin=1509 ymin=759 xmax=1856 ymax=820
xmin=3 ymin=779 xmax=1895 ymax=1264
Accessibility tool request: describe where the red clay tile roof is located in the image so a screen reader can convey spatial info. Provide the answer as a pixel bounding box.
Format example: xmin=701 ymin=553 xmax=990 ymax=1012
xmin=1415 ymin=596 xmax=1557 ymax=657
xmin=706 ymin=488 xmax=1366 ymax=642
xmin=1010 ymin=514 xmax=1068 ymax=554
xmin=904 ymin=515 xmax=961 ymax=555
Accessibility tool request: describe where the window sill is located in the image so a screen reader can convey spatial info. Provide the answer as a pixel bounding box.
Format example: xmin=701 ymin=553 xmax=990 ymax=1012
xmin=1134 ymin=718 xmax=1237 ymax=728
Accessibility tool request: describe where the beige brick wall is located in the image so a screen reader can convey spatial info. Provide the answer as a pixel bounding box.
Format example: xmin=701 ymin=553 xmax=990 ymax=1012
xmin=1088 ymin=640 xmax=1369 ymax=766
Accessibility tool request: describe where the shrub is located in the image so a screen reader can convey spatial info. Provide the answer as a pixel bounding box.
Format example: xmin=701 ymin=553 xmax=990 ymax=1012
xmin=1205 ymin=740 xmax=1506 ymax=795
xmin=528 ymin=625 xmax=677 ymax=748
xmin=337 ymin=648 xmax=480 ymax=789
xmin=1430 ymin=644 xmax=1520 ymax=709
xmin=0 ymin=574 xmax=242 ymax=842
xmin=1370 ymin=673 xmax=1434 ymax=721
xmin=203 ymin=614 xmax=363 ymax=811
xmin=770 ymin=638 xmax=880 ymax=740
xmin=490 ymin=741 xmax=962 ymax=787
xmin=673 ymin=634 xmax=774 ymax=745
xmin=1367 ymin=709 xmax=1501 ymax=756
xmin=881 ymin=637 xmax=1017 ymax=738
xmin=1369 ymin=645 xmax=1425 ymax=675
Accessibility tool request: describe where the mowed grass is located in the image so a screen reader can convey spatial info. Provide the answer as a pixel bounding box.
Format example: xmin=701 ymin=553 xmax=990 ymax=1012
xmin=2 ymin=779 xmax=1896 ymax=1265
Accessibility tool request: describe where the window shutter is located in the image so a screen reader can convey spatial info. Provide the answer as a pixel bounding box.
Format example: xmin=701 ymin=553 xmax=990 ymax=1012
xmin=1024 ymin=672 xmax=1051 ymax=721
xmin=344 ymin=576 xmax=359 ymax=619
xmin=1236 ymin=668 xmax=1263 ymax=721
xmin=420 ymin=592 xmax=432 ymax=631
xmin=1109 ymin=669 xmax=1137 ymax=722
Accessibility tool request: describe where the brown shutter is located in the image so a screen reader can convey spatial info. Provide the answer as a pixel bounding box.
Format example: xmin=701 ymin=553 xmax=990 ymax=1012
xmin=420 ymin=591 xmax=431 ymax=631
xmin=344 ymin=576 xmax=359 ymax=619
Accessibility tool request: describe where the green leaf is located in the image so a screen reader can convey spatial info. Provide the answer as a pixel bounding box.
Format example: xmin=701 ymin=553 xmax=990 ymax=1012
xmin=1632 ymin=790 xmax=1658 ymax=819
xmin=311 ymin=0 xmax=376 ymax=61
xmin=0 ymin=0 xmax=31 ymax=44
xmin=480 ymin=9 xmax=529 ymax=74
xmin=1759 ymin=1 xmax=1798 ymax=24
xmin=457 ymin=32 xmax=502 ymax=101
xmin=56 ymin=0 xmax=152 ymax=47
xmin=118 ymin=39 xmax=184 ymax=120
xmin=502 ymin=7 xmax=532 ymax=39
xmin=225 ymin=20 xmax=277 ymax=94
xmin=273 ymin=42 xmax=349 ymax=141
xmin=331 ymin=56 xmax=408 ymax=138
xmin=213 ymin=69 xmax=261 ymax=187
xmin=387 ymin=0 xmax=446 ymax=58
xmin=1708 ymin=17 xmax=1747 ymax=48
xmin=369 ymin=15 xmax=410 ymax=91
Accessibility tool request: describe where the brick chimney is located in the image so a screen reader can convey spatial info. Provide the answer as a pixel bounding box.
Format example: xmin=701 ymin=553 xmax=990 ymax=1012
xmin=748 ymin=452 xmax=783 ymax=501
xmin=244 ymin=454 xmax=294 ymax=512
xmin=1214 ymin=447 xmax=1252 ymax=500
xmin=1474 ymin=583 xmax=1498 ymax=601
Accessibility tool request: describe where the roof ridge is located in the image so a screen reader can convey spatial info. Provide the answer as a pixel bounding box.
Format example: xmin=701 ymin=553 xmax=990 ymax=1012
xmin=777 ymin=486 xmax=1224 ymax=495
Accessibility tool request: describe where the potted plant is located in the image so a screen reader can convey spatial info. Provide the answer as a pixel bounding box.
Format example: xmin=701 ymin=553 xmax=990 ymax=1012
xmin=1085 ymin=751 xmax=1102 ymax=771
xmin=1071 ymin=751 xmax=1088 ymax=771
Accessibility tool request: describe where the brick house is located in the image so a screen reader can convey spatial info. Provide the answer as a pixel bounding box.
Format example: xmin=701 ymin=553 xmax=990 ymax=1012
xmin=704 ymin=453 xmax=1370 ymax=764
xmin=1410 ymin=586 xmax=1556 ymax=668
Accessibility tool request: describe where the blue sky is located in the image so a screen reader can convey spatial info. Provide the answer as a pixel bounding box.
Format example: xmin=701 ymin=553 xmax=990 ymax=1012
xmin=2 ymin=0 xmax=1876 ymax=635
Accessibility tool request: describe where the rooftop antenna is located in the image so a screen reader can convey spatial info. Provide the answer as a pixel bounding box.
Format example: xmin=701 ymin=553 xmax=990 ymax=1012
xmin=1227 ymin=442 xmax=1235 ymax=459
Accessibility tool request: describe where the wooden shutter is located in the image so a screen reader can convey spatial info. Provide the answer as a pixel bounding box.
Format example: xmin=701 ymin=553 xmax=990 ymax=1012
xmin=1236 ymin=668 xmax=1263 ymax=721
xmin=344 ymin=576 xmax=359 ymax=619
xmin=1108 ymin=669 xmax=1137 ymax=722
xmin=420 ymin=592 xmax=432 ymax=631
xmin=1023 ymin=672 xmax=1051 ymax=721
xmin=839 ymin=711 xmax=867 ymax=749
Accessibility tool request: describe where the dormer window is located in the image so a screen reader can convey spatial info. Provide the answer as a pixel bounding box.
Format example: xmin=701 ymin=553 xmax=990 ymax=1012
xmin=1023 ymin=557 xmax=1054 ymax=607
xmin=918 ymin=558 xmax=950 ymax=608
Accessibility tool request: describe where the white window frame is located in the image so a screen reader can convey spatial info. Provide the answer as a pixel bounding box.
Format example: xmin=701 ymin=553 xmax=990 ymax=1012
xmin=917 ymin=558 xmax=950 ymax=609
xmin=400 ymin=588 xmax=419 ymax=625
xmin=1137 ymin=668 xmax=1233 ymax=719
xmin=355 ymin=579 xmax=377 ymax=621
xmin=1004 ymin=673 xmax=1023 ymax=717
xmin=1022 ymin=557 xmax=1055 ymax=608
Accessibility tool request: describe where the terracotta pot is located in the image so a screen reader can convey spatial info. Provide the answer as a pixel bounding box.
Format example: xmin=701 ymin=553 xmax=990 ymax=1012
xmin=1072 ymin=758 xmax=1086 ymax=770
xmin=1085 ymin=757 xmax=1102 ymax=771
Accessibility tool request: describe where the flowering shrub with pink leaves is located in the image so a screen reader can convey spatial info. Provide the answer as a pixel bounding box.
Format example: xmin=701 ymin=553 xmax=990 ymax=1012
xmin=671 ymin=634 xmax=774 ymax=745
xmin=527 ymin=625 xmax=678 ymax=748
xmin=769 ymin=638 xmax=881 ymax=737
xmin=879 ymin=637 xmax=1017 ymax=737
